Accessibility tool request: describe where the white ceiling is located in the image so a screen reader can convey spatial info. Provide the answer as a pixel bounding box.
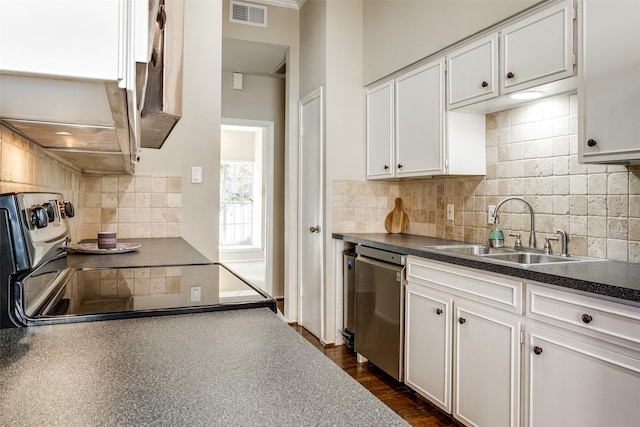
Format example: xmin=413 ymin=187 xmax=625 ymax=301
xmin=222 ymin=38 xmax=287 ymax=77
xmin=222 ymin=0 xmax=304 ymax=78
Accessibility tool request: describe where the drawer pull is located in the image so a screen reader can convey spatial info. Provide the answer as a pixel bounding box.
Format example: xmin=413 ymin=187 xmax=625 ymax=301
xmin=582 ymin=314 xmax=593 ymax=324
xmin=436 ymin=308 xmax=443 ymax=315
xmin=533 ymin=346 xmax=543 ymax=355
xmin=458 ymin=317 xmax=466 ymax=325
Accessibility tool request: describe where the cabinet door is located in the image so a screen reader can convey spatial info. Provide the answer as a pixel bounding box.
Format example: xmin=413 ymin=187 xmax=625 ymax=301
xmin=578 ymin=0 xmax=640 ymax=164
xmin=501 ymin=0 xmax=574 ymax=94
xmin=0 ymin=0 xmax=124 ymax=81
xmin=454 ymin=301 xmax=521 ymax=427
xmin=395 ymin=59 xmax=444 ymax=177
xmin=405 ymin=284 xmax=453 ymax=413
xmin=526 ymin=328 xmax=640 ymax=427
xmin=366 ymin=80 xmax=394 ymax=179
xmin=447 ymin=34 xmax=498 ymax=109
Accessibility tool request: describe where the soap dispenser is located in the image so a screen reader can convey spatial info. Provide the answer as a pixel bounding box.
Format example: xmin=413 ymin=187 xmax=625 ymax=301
xmin=488 ymin=218 xmax=505 ymax=248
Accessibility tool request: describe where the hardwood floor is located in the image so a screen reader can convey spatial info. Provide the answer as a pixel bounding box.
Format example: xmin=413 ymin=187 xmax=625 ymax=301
xmin=290 ymin=324 xmax=463 ymax=427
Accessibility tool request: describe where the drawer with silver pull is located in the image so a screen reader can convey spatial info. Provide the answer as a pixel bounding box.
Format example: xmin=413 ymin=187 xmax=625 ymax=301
xmin=527 ymin=283 xmax=640 ymax=348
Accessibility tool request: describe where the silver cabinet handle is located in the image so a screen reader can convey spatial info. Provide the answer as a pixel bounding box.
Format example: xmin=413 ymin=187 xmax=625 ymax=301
xmin=309 ymin=225 xmax=321 ymax=233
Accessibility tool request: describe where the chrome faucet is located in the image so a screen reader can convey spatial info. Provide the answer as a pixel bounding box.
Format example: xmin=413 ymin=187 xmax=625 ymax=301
xmin=492 ymin=197 xmax=536 ymax=249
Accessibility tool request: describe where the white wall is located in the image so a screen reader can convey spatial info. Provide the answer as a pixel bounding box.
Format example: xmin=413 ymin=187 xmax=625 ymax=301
xmin=299 ymin=0 xmax=364 ymax=344
xmin=363 ymin=0 xmax=539 ymax=85
xmin=137 ymin=0 xmax=222 ymax=262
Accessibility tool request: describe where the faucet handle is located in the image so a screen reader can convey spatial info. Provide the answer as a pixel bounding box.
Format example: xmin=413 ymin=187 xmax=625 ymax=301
xmin=509 ymin=233 xmax=522 ymax=248
xmin=556 ymin=229 xmax=570 ymax=257
xmin=543 ymin=236 xmax=559 ymax=255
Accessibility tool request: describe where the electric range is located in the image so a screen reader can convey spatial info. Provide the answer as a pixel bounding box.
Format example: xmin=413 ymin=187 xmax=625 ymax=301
xmin=0 ymin=192 xmax=275 ymax=328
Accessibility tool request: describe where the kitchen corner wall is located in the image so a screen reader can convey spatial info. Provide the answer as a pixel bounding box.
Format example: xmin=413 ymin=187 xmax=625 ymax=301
xmin=332 ymin=94 xmax=640 ymax=263
xmin=0 ymin=124 xmax=83 ymax=240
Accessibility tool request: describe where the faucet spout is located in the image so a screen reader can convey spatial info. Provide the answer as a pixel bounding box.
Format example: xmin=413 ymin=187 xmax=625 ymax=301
xmin=492 ymin=197 xmax=537 ymax=249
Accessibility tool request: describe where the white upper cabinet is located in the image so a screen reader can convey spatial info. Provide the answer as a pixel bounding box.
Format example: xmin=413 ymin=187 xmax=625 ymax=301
xmin=447 ymin=34 xmax=498 ymax=109
xmin=0 ymin=0 xmax=136 ymax=87
xmin=501 ymin=0 xmax=574 ymax=94
xmin=366 ymin=80 xmax=395 ymax=179
xmin=578 ymin=0 xmax=640 ymax=164
xmin=395 ymin=60 xmax=445 ymax=178
xmin=446 ymin=0 xmax=575 ymax=112
xmin=366 ymin=59 xmax=486 ymax=180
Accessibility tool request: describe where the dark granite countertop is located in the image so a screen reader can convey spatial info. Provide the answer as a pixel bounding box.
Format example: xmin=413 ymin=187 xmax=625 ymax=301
xmin=334 ymin=232 xmax=640 ymax=305
xmin=0 ymin=308 xmax=407 ymax=426
xmin=67 ymin=237 xmax=212 ymax=269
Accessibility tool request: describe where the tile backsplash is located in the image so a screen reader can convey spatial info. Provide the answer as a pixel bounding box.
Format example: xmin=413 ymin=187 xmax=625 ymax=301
xmin=1 ymin=124 xmax=182 ymax=243
xmin=81 ymin=175 xmax=182 ymax=240
xmin=1 ymin=124 xmax=84 ymax=240
xmin=333 ymin=94 xmax=640 ymax=263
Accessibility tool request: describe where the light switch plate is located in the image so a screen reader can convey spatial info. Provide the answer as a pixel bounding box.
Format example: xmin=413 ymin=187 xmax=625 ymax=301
xmin=488 ymin=205 xmax=496 ymax=224
xmin=191 ymin=166 xmax=203 ymax=184
xmin=446 ymin=204 xmax=454 ymax=221
xmin=190 ymin=286 xmax=202 ymax=302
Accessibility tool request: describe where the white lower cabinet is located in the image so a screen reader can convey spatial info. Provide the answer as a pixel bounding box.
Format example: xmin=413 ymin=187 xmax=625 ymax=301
xmin=405 ymin=258 xmax=640 ymax=427
xmin=524 ymin=283 xmax=640 ymax=427
xmin=454 ymin=300 xmax=521 ymax=427
xmin=405 ymin=257 xmax=523 ymax=427
xmin=405 ymin=284 xmax=453 ymax=412
xmin=525 ymin=327 xmax=640 ymax=427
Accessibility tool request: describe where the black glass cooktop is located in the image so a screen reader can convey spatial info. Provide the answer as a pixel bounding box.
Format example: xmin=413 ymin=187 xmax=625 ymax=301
xmin=19 ymin=261 xmax=276 ymax=326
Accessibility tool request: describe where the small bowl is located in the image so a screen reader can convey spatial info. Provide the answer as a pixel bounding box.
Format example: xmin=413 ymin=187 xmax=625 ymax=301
xmin=97 ymin=232 xmax=117 ymax=249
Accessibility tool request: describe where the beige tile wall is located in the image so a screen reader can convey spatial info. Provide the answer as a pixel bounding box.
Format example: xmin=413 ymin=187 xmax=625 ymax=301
xmin=82 ymin=175 xmax=182 ymax=240
xmin=80 ymin=267 xmax=183 ymax=299
xmin=333 ymin=94 xmax=640 ymax=263
xmin=0 ymin=124 xmax=84 ymax=240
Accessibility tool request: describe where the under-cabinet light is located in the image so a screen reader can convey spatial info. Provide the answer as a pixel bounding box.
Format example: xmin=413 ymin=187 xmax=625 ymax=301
xmin=510 ymin=91 xmax=543 ymax=100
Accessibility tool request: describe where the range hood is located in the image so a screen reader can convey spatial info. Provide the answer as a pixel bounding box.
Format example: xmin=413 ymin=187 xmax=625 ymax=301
xmin=0 ymin=75 xmax=138 ymax=174
xmin=139 ymin=0 xmax=184 ymax=149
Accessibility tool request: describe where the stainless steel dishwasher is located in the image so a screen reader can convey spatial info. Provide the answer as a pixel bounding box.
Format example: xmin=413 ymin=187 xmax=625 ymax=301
xmin=355 ymin=245 xmax=406 ymax=382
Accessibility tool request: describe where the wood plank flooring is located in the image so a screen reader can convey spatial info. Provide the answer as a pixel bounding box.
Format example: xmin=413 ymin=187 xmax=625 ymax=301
xmin=290 ymin=324 xmax=463 ymax=427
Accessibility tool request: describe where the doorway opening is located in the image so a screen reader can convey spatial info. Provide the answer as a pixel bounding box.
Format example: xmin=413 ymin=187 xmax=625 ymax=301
xmin=219 ymin=119 xmax=274 ymax=297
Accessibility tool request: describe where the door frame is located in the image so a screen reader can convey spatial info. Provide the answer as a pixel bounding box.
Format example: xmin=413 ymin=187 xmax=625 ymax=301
xmin=220 ymin=117 xmax=275 ymax=297
xmin=297 ymin=87 xmax=325 ymax=341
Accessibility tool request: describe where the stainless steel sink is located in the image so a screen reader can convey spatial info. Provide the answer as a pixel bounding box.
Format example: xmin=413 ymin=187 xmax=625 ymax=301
xmin=424 ymin=244 xmax=512 ymax=256
xmin=481 ymin=252 xmax=580 ymax=265
xmin=421 ymin=244 xmax=604 ymax=266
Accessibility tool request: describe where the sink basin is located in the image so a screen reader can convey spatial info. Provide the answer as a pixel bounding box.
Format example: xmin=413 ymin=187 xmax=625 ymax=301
xmin=423 ymin=244 xmax=512 ymax=256
xmin=481 ymin=252 xmax=580 ymax=265
xmin=421 ymin=244 xmax=604 ymax=266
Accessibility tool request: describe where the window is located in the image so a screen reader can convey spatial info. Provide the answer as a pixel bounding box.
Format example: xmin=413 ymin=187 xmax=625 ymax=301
xmin=219 ymin=162 xmax=255 ymax=246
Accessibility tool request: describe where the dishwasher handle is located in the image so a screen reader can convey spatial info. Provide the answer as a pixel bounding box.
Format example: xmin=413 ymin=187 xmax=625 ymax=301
xmin=355 ymin=245 xmax=405 ymax=265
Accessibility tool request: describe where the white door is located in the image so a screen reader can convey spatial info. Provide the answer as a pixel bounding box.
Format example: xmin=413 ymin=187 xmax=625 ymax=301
xmin=298 ymin=88 xmax=324 ymax=340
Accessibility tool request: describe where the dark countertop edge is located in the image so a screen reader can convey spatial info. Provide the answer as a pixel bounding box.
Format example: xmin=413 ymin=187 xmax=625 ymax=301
xmin=333 ymin=232 xmax=640 ymax=305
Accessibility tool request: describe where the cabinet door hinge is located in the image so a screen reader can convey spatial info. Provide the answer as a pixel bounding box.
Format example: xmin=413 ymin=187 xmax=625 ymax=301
xmin=572 ymin=54 xmax=576 ymax=66
xmin=520 ymin=330 xmax=525 ymax=344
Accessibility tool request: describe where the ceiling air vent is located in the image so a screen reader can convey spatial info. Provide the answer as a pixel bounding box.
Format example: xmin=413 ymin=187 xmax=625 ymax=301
xmin=230 ymin=1 xmax=267 ymax=27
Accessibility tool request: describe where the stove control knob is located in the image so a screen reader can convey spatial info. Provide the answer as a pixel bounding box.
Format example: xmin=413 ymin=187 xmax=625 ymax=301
xmin=31 ymin=206 xmax=49 ymax=229
xmin=60 ymin=201 xmax=75 ymax=218
xmin=42 ymin=202 xmax=56 ymax=222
